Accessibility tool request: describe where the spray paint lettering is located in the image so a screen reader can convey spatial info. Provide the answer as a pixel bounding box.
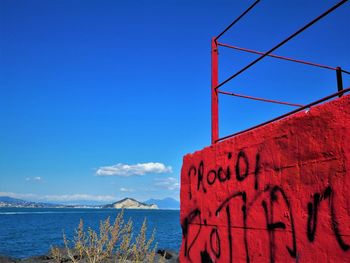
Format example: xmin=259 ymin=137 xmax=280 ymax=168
xmin=181 ymin=151 xmax=350 ymax=262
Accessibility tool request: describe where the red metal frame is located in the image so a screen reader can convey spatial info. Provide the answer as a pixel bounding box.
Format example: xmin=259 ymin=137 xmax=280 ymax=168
xmin=210 ymin=0 xmax=348 ymax=144
xmin=214 ymin=0 xmax=348 ymax=91
xmin=211 ymin=38 xmax=219 ymax=144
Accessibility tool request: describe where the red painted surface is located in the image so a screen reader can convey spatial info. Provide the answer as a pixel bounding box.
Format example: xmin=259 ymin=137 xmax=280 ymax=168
xmin=180 ymin=94 xmax=350 ymax=262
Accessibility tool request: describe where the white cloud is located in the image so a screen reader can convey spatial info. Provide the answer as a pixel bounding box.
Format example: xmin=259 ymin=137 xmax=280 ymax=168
xmin=96 ymin=162 xmax=172 ymax=177
xmin=120 ymin=187 xmax=134 ymax=193
xmin=25 ymin=176 xmax=43 ymax=182
xmin=154 ymin=177 xmax=180 ymax=191
xmin=0 ymin=192 xmax=116 ymax=202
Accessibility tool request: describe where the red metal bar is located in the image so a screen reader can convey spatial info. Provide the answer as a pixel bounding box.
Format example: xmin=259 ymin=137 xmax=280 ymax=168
xmin=218 ymin=42 xmax=336 ymax=71
xmin=216 ymin=87 xmax=350 ymax=143
xmin=211 ymin=38 xmax=219 ymax=144
xmin=215 ymin=0 xmax=348 ymax=91
xmin=218 ymin=90 xmax=304 ymax=107
xmin=215 ymin=0 xmax=260 ymax=42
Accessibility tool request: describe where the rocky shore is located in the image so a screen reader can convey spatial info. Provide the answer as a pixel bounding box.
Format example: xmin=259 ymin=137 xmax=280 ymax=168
xmin=0 ymin=249 xmax=179 ymax=263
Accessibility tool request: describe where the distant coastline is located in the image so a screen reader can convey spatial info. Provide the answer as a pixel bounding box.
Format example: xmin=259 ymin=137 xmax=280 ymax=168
xmin=0 ymin=196 xmax=180 ymax=210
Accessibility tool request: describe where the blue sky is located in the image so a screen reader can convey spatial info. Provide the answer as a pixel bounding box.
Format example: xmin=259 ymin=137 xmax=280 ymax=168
xmin=0 ymin=0 xmax=349 ymax=204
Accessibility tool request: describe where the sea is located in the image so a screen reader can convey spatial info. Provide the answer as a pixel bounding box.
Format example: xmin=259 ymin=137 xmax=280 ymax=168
xmin=0 ymin=208 xmax=181 ymax=259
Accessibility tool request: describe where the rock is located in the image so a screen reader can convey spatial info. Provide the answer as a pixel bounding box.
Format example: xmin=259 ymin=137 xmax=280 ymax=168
xmin=18 ymin=255 xmax=52 ymax=263
xmin=157 ymin=249 xmax=173 ymax=259
xmin=156 ymin=250 xmax=179 ymax=262
xmin=0 ymin=255 xmax=16 ymax=263
xmin=1 ymin=248 xmax=178 ymax=263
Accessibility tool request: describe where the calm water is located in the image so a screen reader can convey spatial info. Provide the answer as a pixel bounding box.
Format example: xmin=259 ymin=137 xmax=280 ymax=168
xmin=0 ymin=208 xmax=181 ymax=259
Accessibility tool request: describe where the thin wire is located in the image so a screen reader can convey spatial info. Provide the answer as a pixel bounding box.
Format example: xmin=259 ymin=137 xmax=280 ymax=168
xmin=342 ymin=69 xmax=350 ymax=75
xmin=215 ymin=0 xmax=348 ymax=90
xmin=215 ymin=0 xmax=260 ymax=42
xmin=218 ymin=90 xmax=304 ymax=107
xmin=218 ymin=42 xmax=336 ymax=71
xmin=216 ymin=87 xmax=350 ymax=142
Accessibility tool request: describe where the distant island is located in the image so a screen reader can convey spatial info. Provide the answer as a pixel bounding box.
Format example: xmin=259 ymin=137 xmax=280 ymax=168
xmin=103 ymin=198 xmax=158 ymax=209
xmin=0 ymin=196 xmax=179 ymax=210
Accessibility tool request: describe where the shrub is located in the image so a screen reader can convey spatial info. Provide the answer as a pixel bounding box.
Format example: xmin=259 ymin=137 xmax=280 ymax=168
xmin=51 ymin=209 xmax=157 ymax=263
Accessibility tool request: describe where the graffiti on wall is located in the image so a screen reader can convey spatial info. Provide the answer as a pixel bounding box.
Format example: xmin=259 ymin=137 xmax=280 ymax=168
xmin=180 ymin=96 xmax=350 ymax=263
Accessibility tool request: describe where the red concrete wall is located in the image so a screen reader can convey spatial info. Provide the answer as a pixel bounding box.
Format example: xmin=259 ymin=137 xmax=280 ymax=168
xmin=180 ymin=94 xmax=350 ymax=263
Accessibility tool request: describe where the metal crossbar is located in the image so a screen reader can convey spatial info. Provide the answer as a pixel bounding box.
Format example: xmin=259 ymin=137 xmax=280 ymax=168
xmin=210 ymin=0 xmax=349 ymax=144
xmin=217 ymin=42 xmax=337 ymax=71
xmin=216 ymin=87 xmax=350 ymax=143
xmin=218 ymin=90 xmax=304 ymax=107
xmin=215 ymin=0 xmax=348 ymax=91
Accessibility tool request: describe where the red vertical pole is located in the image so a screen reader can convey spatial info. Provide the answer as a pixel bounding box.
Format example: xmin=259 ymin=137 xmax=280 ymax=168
xmin=211 ymin=38 xmax=219 ymax=144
